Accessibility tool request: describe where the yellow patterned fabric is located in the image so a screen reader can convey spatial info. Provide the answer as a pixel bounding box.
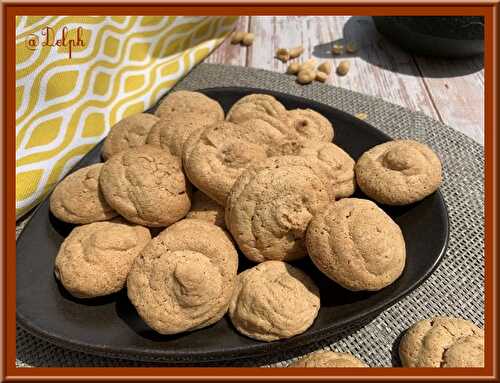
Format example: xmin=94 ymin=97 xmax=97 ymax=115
xmin=15 ymin=16 xmax=237 ymax=218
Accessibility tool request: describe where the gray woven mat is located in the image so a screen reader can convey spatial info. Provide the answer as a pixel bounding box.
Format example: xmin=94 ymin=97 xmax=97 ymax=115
xmin=16 ymin=63 xmax=484 ymax=368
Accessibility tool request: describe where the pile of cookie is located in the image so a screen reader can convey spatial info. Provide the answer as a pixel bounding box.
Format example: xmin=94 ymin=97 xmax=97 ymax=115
xmin=50 ymin=91 xmax=483 ymax=367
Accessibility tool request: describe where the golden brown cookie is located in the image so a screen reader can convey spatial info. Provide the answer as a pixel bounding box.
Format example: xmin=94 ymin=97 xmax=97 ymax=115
xmin=155 ymin=90 xmax=224 ymax=121
xmin=288 ymin=351 xmax=368 ymax=367
xmin=226 ymin=94 xmax=287 ymax=124
xmin=228 ymin=261 xmax=320 ymax=342
xmin=101 ymin=113 xmax=159 ymax=160
xmin=225 ymin=156 xmax=330 ymax=262
xmin=127 ymin=219 xmax=238 ymax=335
xmin=146 ymin=112 xmax=217 ymax=157
xmin=399 ymin=316 xmax=484 ymax=367
xmin=99 ymin=145 xmax=190 ymax=227
xmin=285 ymin=109 xmax=334 ymax=142
xmin=50 ymin=164 xmax=117 ymax=224
xmin=186 ymin=190 xmax=226 ymax=228
xmin=355 ymin=140 xmax=443 ymax=205
xmin=306 ymin=198 xmax=406 ymax=291
xmin=54 ymin=220 xmax=151 ymax=298
xmin=183 ymin=119 xmax=286 ymax=206
xmin=267 ymin=138 xmax=356 ymax=199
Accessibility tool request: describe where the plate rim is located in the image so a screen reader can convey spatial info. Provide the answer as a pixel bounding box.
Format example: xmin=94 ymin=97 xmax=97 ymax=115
xmin=16 ymin=86 xmax=450 ymax=364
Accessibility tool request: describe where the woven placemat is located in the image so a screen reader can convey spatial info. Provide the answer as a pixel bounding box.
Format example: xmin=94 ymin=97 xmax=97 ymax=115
xmin=16 ymin=63 xmax=484 ymax=368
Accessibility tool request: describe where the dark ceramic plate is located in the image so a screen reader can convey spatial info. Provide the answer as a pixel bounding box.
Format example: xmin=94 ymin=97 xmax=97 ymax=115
xmin=373 ymin=16 xmax=484 ymax=58
xmin=16 ymin=87 xmax=449 ymax=365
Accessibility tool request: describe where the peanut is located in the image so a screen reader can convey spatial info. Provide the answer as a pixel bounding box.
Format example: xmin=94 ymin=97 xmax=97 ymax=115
xmin=331 ymin=43 xmax=343 ymax=55
xmin=287 ymin=62 xmax=301 ymax=75
xmin=315 ymin=71 xmax=328 ymax=82
xmin=354 ymin=112 xmax=368 ymax=120
xmin=231 ymin=31 xmax=245 ymax=44
xmin=317 ymin=61 xmax=332 ymax=75
xmin=346 ymin=41 xmax=358 ymax=53
xmin=336 ymin=60 xmax=350 ymax=76
xmin=300 ymin=58 xmax=317 ymax=72
xmin=242 ymin=32 xmax=255 ymax=46
xmin=276 ymin=48 xmax=290 ymax=62
xmin=289 ymin=46 xmax=305 ymax=59
xmin=297 ymin=69 xmax=315 ymax=84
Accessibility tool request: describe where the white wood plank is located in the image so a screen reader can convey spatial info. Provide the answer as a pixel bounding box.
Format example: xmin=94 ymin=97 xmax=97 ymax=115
xmin=415 ymin=56 xmax=484 ymax=144
xmin=247 ymin=16 xmax=440 ymax=121
xmin=205 ymin=17 xmax=250 ymax=66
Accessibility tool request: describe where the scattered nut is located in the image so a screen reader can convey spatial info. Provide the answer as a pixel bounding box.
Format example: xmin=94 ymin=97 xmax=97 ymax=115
xmin=242 ymin=33 xmax=255 ymax=46
xmin=346 ymin=41 xmax=358 ymax=53
xmin=354 ymin=112 xmax=368 ymax=120
xmin=289 ymin=46 xmax=305 ymax=59
xmin=297 ymin=69 xmax=316 ymax=85
xmin=300 ymin=58 xmax=317 ymax=72
xmin=331 ymin=43 xmax=344 ymax=55
xmin=336 ymin=60 xmax=350 ymax=76
xmin=287 ymin=62 xmax=301 ymax=75
xmin=317 ymin=62 xmax=332 ymax=75
xmin=231 ymin=31 xmax=245 ymax=44
xmin=276 ymin=48 xmax=290 ymax=62
xmin=315 ymin=71 xmax=328 ymax=82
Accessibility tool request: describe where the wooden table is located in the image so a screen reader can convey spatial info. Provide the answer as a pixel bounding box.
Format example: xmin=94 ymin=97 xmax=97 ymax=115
xmin=206 ymin=16 xmax=484 ymax=145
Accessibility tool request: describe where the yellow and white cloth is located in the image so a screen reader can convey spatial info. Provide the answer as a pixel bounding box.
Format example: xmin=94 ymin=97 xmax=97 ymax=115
xmin=16 ymin=15 xmax=238 ymax=218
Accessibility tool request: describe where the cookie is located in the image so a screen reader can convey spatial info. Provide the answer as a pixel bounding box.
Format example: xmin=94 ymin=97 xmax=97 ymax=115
xmin=288 ymin=351 xmax=368 ymax=367
xmin=127 ymin=219 xmax=238 ymax=334
xmin=225 ymin=156 xmax=330 ymax=262
xmin=355 ymin=140 xmax=443 ymax=205
xmin=399 ymin=316 xmax=484 ymax=367
xmin=306 ymin=198 xmax=406 ymax=291
xmin=146 ymin=112 xmax=217 ymax=157
xmin=101 ymin=113 xmax=159 ymax=160
xmin=183 ymin=119 xmax=286 ymax=206
xmin=99 ymin=145 xmax=190 ymax=227
xmin=226 ymin=94 xmax=287 ymax=123
xmin=154 ymin=90 xmax=224 ymax=121
xmin=49 ymin=164 xmax=117 ymax=224
xmin=268 ymin=138 xmax=356 ymax=199
xmin=285 ymin=109 xmax=334 ymax=142
xmin=233 ymin=112 xmax=292 ymax=137
xmin=54 ymin=220 xmax=151 ymax=298
xmin=229 ymin=261 xmax=319 ymax=342
xmin=186 ymin=190 xmax=226 ymax=228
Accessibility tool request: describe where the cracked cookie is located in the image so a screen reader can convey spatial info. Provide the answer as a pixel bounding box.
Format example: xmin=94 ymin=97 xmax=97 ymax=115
xmin=54 ymin=220 xmax=150 ymax=298
xmin=100 ymin=145 xmax=190 ymax=227
xmin=399 ymin=316 xmax=484 ymax=367
xmin=186 ymin=190 xmax=226 ymax=229
xmin=268 ymin=138 xmax=356 ymax=199
xmin=285 ymin=109 xmax=334 ymax=142
xmin=155 ymin=90 xmax=224 ymax=122
xmin=288 ymin=351 xmax=368 ymax=367
xmin=225 ymin=156 xmax=330 ymax=262
xmin=127 ymin=219 xmax=238 ymax=334
xmin=50 ymin=163 xmax=117 ymax=224
xmin=355 ymin=140 xmax=443 ymax=205
xmin=306 ymin=198 xmax=406 ymax=291
xmin=101 ymin=113 xmax=159 ymax=160
xmin=228 ymin=260 xmax=320 ymax=342
xmin=146 ymin=112 xmax=217 ymax=157
xmin=182 ymin=119 xmax=286 ymax=206
xmin=226 ymin=93 xmax=287 ymax=124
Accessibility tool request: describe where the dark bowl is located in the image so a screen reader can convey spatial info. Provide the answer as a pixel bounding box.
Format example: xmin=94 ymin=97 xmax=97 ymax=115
xmin=373 ymin=16 xmax=484 ymax=57
xmin=16 ymin=87 xmax=449 ymax=365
